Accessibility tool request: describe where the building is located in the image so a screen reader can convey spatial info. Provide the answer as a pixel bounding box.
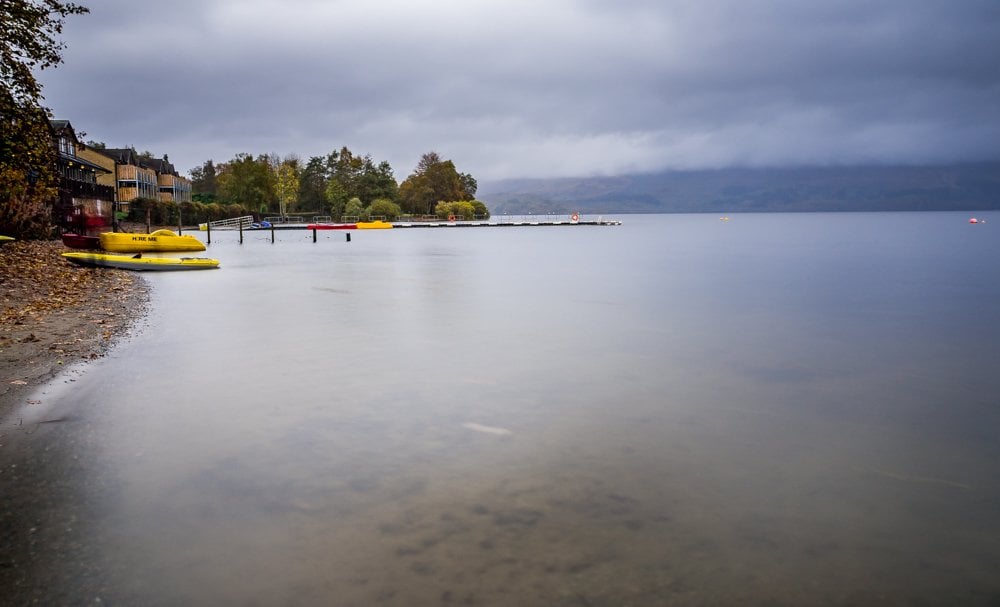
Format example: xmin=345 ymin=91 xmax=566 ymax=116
xmin=49 ymin=120 xmax=116 ymax=234
xmin=80 ymin=147 xmax=157 ymax=216
xmin=79 ymin=147 xmax=193 ymax=211
xmin=144 ymin=156 xmax=193 ymax=204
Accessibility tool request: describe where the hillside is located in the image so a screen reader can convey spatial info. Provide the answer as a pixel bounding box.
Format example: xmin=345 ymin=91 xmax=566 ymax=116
xmin=477 ymin=163 xmax=1000 ymax=214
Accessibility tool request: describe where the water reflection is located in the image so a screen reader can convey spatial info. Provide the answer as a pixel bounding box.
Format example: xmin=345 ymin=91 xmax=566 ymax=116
xmin=5 ymin=213 xmax=1000 ymax=605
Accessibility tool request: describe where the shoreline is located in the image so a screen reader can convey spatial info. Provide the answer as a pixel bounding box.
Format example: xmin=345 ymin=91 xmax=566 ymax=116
xmin=0 ymin=239 xmax=150 ymax=424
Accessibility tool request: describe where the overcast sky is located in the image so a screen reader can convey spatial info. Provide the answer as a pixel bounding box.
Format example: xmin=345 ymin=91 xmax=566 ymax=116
xmin=37 ymin=0 xmax=1000 ymax=181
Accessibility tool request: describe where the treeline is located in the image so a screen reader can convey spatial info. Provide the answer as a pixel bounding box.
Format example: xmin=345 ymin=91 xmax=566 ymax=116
xmin=188 ymin=148 xmax=489 ymax=221
xmin=125 ymin=198 xmax=248 ymax=226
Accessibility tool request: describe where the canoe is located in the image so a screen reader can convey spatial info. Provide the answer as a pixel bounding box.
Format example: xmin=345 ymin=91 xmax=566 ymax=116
xmin=99 ymin=229 xmax=206 ymax=253
xmin=356 ymin=220 xmax=393 ymax=229
xmin=0 ymin=235 xmax=14 ymax=245
xmin=306 ymin=223 xmax=357 ymax=230
xmin=62 ymin=252 xmax=220 ymax=271
xmin=62 ymin=233 xmax=101 ymax=249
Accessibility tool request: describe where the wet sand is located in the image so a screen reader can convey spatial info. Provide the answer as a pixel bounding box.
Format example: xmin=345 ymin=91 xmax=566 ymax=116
xmin=0 ymin=239 xmax=149 ymax=414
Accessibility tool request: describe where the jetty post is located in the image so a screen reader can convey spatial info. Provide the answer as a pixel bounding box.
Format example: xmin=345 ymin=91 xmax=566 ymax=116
xmin=206 ymin=221 xmax=211 ymax=245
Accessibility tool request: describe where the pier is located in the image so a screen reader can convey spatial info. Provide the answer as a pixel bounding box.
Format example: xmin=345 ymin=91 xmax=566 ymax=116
xmin=391 ymin=216 xmax=622 ymax=228
xmin=237 ymin=215 xmax=622 ymax=230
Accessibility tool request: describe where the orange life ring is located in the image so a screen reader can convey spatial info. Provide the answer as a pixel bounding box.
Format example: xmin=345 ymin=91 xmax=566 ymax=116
xmin=448 ymin=215 xmax=456 ymax=221
xmin=571 ymin=213 xmax=580 ymax=222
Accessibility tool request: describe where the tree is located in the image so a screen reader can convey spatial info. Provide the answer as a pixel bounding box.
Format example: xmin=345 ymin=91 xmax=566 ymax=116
xmin=216 ymin=153 xmax=276 ymax=214
xmin=325 ymin=178 xmax=349 ymax=220
xmin=1 ymin=0 xmax=89 ymax=238
xmin=368 ymin=198 xmax=401 ymax=220
xmin=190 ymin=159 xmax=218 ymax=201
xmin=275 ymin=155 xmax=300 ymax=215
xmin=470 ymin=200 xmax=489 ymax=219
xmin=298 ymin=156 xmax=327 ymax=211
xmin=459 ymin=172 xmax=477 ymax=200
xmin=355 ymin=157 xmax=398 ymax=205
xmin=343 ymin=197 xmax=363 ymax=219
xmin=434 ymin=200 xmax=475 ymax=220
xmin=398 ymin=152 xmax=469 ymax=215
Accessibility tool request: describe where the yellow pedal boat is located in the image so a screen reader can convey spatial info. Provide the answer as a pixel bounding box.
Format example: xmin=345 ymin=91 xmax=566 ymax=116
xmin=99 ymin=229 xmax=206 ymax=253
xmin=356 ymin=220 xmax=393 ymax=229
xmin=62 ymin=252 xmax=220 ymax=271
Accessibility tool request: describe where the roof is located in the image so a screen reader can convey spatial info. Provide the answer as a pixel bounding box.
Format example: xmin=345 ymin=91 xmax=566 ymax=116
xmin=96 ymin=148 xmax=139 ymax=164
xmin=143 ymin=157 xmax=177 ymax=175
xmin=94 ymin=148 xmax=177 ymax=175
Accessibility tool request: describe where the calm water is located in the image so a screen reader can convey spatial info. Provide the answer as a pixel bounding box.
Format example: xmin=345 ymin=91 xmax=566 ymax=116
xmin=3 ymin=212 xmax=1000 ymax=605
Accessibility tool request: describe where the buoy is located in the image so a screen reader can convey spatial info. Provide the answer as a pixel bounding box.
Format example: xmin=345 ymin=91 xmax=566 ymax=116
xmin=969 ymin=218 xmax=979 ymax=224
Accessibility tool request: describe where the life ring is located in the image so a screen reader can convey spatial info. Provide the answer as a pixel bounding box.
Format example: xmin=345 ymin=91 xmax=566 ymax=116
xmin=571 ymin=213 xmax=580 ymax=222
xmin=448 ymin=215 xmax=456 ymax=222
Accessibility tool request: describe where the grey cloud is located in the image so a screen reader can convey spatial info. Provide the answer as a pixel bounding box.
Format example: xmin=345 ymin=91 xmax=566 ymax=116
xmin=38 ymin=0 xmax=1000 ymax=179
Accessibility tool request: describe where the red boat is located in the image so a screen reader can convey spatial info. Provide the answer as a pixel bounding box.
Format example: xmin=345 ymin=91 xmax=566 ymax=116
xmin=306 ymin=223 xmax=357 ymax=230
xmin=61 ymin=233 xmax=101 ymax=249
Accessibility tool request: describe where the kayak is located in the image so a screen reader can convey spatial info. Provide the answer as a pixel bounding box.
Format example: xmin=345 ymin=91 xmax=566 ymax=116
xmin=62 ymin=233 xmax=101 ymax=249
xmin=306 ymin=223 xmax=357 ymax=230
xmin=62 ymin=252 xmax=220 ymax=271
xmin=0 ymin=235 xmax=14 ymax=245
xmin=99 ymin=229 xmax=206 ymax=253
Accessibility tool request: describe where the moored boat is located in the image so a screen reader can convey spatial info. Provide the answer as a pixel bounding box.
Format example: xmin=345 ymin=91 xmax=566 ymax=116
xmin=306 ymin=223 xmax=357 ymax=230
xmin=355 ymin=220 xmax=393 ymax=229
xmin=61 ymin=233 xmax=101 ymax=249
xmin=99 ymin=229 xmax=206 ymax=253
xmin=62 ymin=252 xmax=220 ymax=271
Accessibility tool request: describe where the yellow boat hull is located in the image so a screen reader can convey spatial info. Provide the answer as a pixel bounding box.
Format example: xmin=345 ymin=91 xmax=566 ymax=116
xmin=62 ymin=252 xmax=219 ymax=271
xmin=356 ymin=220 xmax=393 ymax=229
xmin=99 ymin=229 xmax=206 ymax=252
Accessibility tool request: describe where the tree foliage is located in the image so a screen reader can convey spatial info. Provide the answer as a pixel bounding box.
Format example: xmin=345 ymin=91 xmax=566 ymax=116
xmin=343 ymin=197 xmax=363 ymax=219
xmin=216 ymin=153 xmax=276 ymax=214
xmin=190 ymin=159 xmax=218 ymax=199
xmin=398 ymin=151 xmax=479 ymax=216
xmin=200 ymin=146 xmax=402 ymax=221
xmin=368 ymin=197 xmax=401 ymax=220
xmin=298 ymin=156 xmax=327 ymax=211
xmin=1 ymin=0 xmax=88 ymax=238
xmin=325 ymin=146 xmax=397 ymax=207
xmin=275 ymin=155 xmax=299 ymax=214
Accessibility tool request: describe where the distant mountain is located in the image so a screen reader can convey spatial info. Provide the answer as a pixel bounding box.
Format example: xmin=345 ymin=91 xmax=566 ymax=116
xmin=477 ymin=163 xmax=1000 ymax=214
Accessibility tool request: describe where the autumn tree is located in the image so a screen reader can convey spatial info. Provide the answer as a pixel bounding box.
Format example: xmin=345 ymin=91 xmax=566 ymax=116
xmin=398 ymin=151 xmax=474 ymax=215
xmin=322 ymin=146 xmax=398 ymax=215
xmin=275 ymin=155 xmax=300 ymax=215
xmin=216 ymin=153 xmax=276 ymax=214
xmin=1 ymin=0 xmax=89 ymax=238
